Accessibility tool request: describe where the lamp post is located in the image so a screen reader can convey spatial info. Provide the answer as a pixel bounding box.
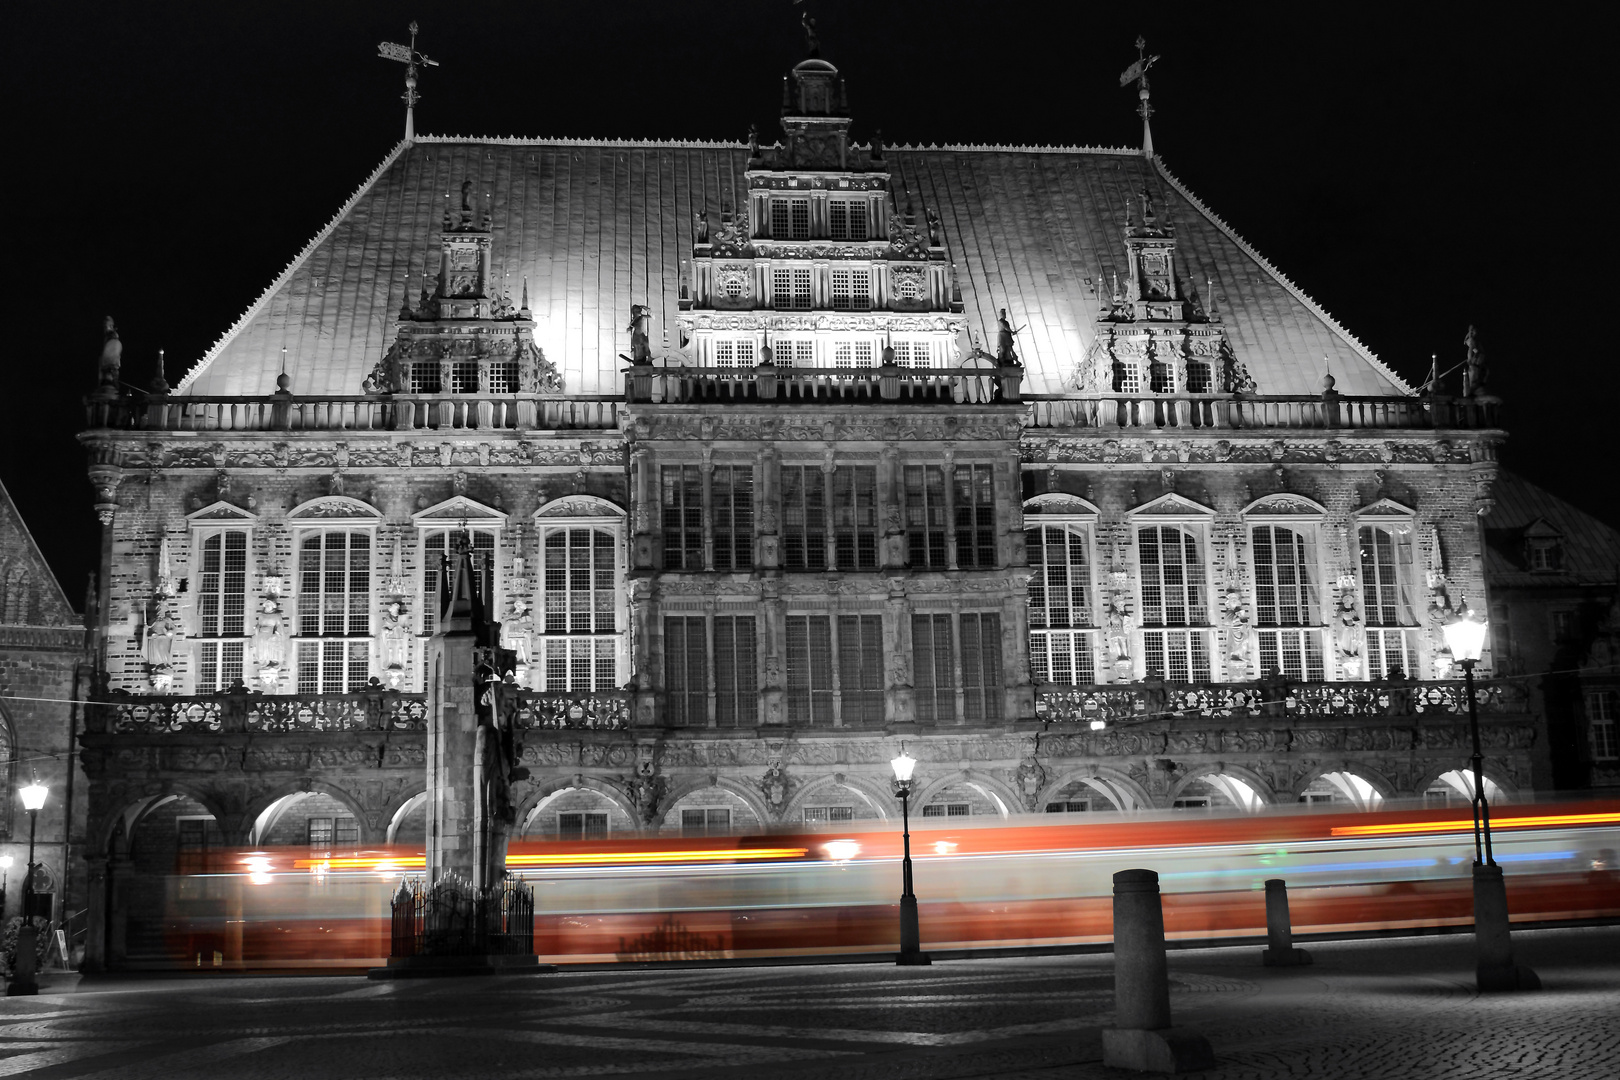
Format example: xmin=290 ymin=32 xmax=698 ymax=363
xmin=7 ymin=778 xmax=48 ymax=997
xmin=889 ymin=749 xmax=931 ymax=966
xmin=1442 ymin=609 xmax=1537 ymax=992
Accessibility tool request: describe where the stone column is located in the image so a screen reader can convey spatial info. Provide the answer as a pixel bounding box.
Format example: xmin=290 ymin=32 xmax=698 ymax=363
xmin=1474 ymin=863 xmax=1540 ymax=992
xmin=82 ymin=855 xmax=109 ymax=972
xmin=1102 ymin=869 xmax=1215 ymax=1073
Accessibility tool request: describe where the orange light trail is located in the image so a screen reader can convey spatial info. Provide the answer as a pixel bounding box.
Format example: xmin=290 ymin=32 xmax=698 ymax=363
xmin=1330 ymin=812 xmax=1620 ymax=838
xmin=291 ymin=848 xmax=810 ymax=872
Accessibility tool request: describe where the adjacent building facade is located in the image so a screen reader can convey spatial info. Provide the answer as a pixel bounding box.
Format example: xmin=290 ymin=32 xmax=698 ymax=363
xmin=75 ymin=51 xmax=1533 ymax=968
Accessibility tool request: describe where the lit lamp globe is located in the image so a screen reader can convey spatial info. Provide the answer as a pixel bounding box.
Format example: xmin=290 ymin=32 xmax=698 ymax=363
xmin=0 ymin=856 xmax=12 ymax=871
xmin=19 ymin=782 xmax=47 ymax=813
xmin=890 ymin=751 xmax=917 ymax=784
xmin=1442 ymin=610 xmax=1489 ymax=665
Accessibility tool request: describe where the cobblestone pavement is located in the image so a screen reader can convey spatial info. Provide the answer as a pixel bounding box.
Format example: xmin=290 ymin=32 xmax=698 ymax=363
xmin=0 ymin=926 xmax=1615 ymax=1078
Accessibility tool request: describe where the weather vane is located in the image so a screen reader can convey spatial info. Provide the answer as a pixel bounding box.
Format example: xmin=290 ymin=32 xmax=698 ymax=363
xmin=1119 ymin=36 xmax=1160 ymax=157
xmin=378 ymin=21 xmax=440 ymax=143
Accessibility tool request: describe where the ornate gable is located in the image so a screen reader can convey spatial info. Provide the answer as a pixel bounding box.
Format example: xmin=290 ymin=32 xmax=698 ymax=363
xmin=1023 ymin=493 xmax=1101 ymax=518
xmin=1355 ymin=498 xmax=1417 ymax=519
xmin=1242 ymin=493 xmax=1327 ymax=517
xmin=1128 ymin=492 xmax=1214 ymax=518
xmin=411 ymin=496 xmax=509 ymax=527
xmin=287 ymin=496 xmax=382 ymax=524
xmin=185 ymin=500 xmax=257 ymax=524
xmin=534 ymin=495 xmax=626 ymax=520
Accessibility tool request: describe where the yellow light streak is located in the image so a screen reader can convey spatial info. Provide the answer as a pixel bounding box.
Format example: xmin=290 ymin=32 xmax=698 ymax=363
xmin=1330 ymin=812 xmax=1620 ymax=838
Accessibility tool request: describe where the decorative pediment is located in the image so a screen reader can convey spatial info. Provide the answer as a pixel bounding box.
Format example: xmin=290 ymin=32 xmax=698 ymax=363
xmin=185 ymin=501 xmax=256 ymax=524
xmin=1128 ymin=493 xmax=1214 ymax=518
xmin=1354 ymin=498 xmax=1416 ymax=519
xmin=535 ymin=495 xmax=626 ymax=520
xmin=1522 ymin=517 xmax=1562 ymax=539
xmin=411 ymin=496 xmax=508 ymax=527
xmin=1242 ymin=493 xmax=1327 ymax=517
xmin=1023 ymin=494 xmax=1100 ymax=518
xmin=287 ymin=496 xmax=382 ymax=524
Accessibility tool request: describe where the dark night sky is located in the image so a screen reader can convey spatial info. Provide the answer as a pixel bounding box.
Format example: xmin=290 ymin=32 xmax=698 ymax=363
xmin=7 ymin=2 xmax=1613 ymax=606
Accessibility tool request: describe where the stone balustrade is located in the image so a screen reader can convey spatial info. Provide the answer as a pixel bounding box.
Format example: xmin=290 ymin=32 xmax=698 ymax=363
xmin=1024 ymin=393 xmax=1501 ymax=432
xmin=624 ymin=362 xmax=1021 ymax=405
xmin=88 ymin=686 xmax=632 ymax=735
xmin=83 ymin=394 xmax=621 ymax=433
xmin=1036 ymin=677 xmax=1529 ymax=726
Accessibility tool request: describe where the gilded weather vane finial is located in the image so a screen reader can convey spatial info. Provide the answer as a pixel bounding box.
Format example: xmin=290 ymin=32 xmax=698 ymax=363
xmin=1119 ymin=36 xmax=1161 ymax=158
xmin=378 ymin=20 xmax=440 ymax=143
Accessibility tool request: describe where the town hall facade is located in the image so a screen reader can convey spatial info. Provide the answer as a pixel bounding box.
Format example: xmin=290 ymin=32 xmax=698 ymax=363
xmin=74 ymin=48 xmax=1533 ymax=968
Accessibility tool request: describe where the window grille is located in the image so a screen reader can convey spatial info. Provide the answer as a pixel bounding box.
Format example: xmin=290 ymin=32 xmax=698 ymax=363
xmin=1173 ymin=797 xmax=1211 ymax=811
xmin=770 ymin=200 xmax=790 ymax=239
xmin=904 ymin=465 xmax=948 ymax=568
xmin=661 ymin=466 xmax=703 ymax=570
xmin=1252 ymin=525 xmax=1320 ymax=628
xmin=1589 ymin=690 xmax=1617 ymax=761
xmin=1357 ymin=525 xmax=1416 ymax=627
xmin=449 ymin=360 xmax=480 ymax=394
xmin=1140 ymin=629 xmax=1212 ymax=682
xmin=1364 ymin=627 xmax=1419 ymax=680
xmin=1185 ymin=360 xmax=1213 ymax=394
xmin=1046 ymin=800 xmax=1092 ymax=813
xmin=1029 ymin=630 xmax=1098 ymax=685
xmin=922 ymin=803 xmax=971 ymax=817
xmin=892 ymin=340 xmax=913 ymax=367
xmin=422 ymin=529 xmax=496 ymax=634
xmin=307 ymin=818 xmax=333 ymax=848
xmin=829 ymin=200 xmax=849 ymax=240
xmin=791 ymin=199 xmax=810 ymax=239
xmin=663 ymin=616 xmax=707 ymax=726
xmin=804 ymin=806 xmax=855 ymax=822
xmin=713 ymin=466 xmax=755 ymax=573
xmin=831 ymin=268 xmax=855 ymax=310
xmin=782 ymin=466 xmax=828 ymax=571
xmin=1149 ymin=357 xmax=1176 ymax=394
xmin=715 ymin=340 xmax=736 ymax=368
xmin=335 ymin=817 xmax=360 ymax=847
xmin=953 ymin=465 xmax=996 ymax=568
xmin=295 ymin=531 xmax=371 ymax=692
xmin=537 ymin=527 xmax=618 ymax=692
xmin=195 ymin=530 xmax=248 ymax=691
xmin=960 ymin=612 xmax=1004 ymax=723
xmin=850 ymin=269 xmax=870 ymax=310
xmin=1256 ymin=628 xmax=1326 ymax=681
xmin=853 ymin=341 xmax=874 ymax=367
xmin=681 ymin=808 xmax=731 ymax=836
xmin=837 ymin=614 xmax=885 ymax=727
xmin=832 ymin=467 xmax=877 ymax=570
xmin=786 ymin=615 xmax=835 ymax=725
xmin=408 ymin=361 xmax=441 ymax=394
xmin=1115 ymin=360 xmax=1142 ymax=395
xmin=775 ymin=337 xmax=814 ymax=366
xmin=892 ymin=272 xmax=926 ymax=303
xmin=1138 ymin=525 xmax=1208 ymax=627
xmin=714 ymin=616 xmax=758 ymax=728
xmin=722 ymin=274 xmax=746 ymax=300
xmin=486 ymin=361 xmax=518 ymax=394
xmin=558 ymin=812 xmax=608 ymax=839
xmin=1027 ymin=525 xmax=1097 ymax=687
xmin=833 ymin=343 xmax=852 ymax=369
xmin=912 ymin=613 xmax=954 ymax=723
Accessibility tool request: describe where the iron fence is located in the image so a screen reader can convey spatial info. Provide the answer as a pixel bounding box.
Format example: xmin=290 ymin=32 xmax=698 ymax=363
xmin=389 ymin=873 xmax=534 ymax=958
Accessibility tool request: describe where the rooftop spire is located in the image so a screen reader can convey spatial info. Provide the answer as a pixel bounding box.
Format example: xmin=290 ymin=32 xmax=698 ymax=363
xmin=377 ymin=21 xmax=440 ymax=143
xmin=1119 ymin=36 xmax=1160 ymax=158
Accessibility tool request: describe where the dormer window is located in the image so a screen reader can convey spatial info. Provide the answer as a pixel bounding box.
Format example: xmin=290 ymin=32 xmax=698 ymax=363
xmin=1527 ymin=536 xmax=1562 ymax=572
xmin=408 ymin=360 xmax=440 ymax=394
xmin=448 ymin=360 xmax=479 ymax=394
xmin=829 ymin=199 xmax=868 ymax=240
xmin=771 ymin=197 xmax=811 ymax=240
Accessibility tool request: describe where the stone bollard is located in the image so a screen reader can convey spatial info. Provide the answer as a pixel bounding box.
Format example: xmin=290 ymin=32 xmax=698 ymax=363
xmin=1261 ymin=878 xmax=1312 ymax=967
xmin=1102 ymin=869 xmax=1215 ymax=1074
xmin=7 ymin=925 xmax=39 ymax=996
xmin=1473 ymin=863 xmax=1540 ymax=992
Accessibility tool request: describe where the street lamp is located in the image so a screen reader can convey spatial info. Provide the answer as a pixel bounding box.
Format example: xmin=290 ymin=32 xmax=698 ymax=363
xmin=889 ymin=748 xmax=930 ymax=966
xmin=7 ymin=777 xmax=47 ymax=997
xmin=1442 ymin=608 xmax=1537 ymax=991
xmin=1441 ymin=609 xmax=1492 ymax=865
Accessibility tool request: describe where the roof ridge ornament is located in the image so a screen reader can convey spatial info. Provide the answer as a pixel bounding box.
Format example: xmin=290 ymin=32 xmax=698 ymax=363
xmin=1119 ymin=36 xmax=1159 ymax=158
xmin=378 ymin=21 xmax=440 ymax=144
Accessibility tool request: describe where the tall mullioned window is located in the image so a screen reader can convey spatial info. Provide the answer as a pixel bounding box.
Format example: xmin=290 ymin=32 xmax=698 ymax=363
xmin=1136 ymin=524 xmax=1212 ymax=682
xmin=782 ymin=466 xmax=828 ymax=571
xmin=1358 ymin=523 xmax=1420 ymax=679
xmin=953 ymin=465 xmax=996 ymax=568
xmin=1251 ymin=524 xmax=1324 ymax=680
xmin=904 ymin=465 xmax=947 ymax=568
xmin=539 ymin=528 xmax=617 ymax=692
xmin=194 ymin=530 xmax=249 ymax=691
xmin=785 ymin=614 xmax=883 ymax=727
xmin=1027 ymin=525 xmax=1096 ymax=685
xmin=421 ymin=529 xmax=495 ymax=634
xmin=1590 ymin=690 xmax=1617 ymax=762
xmin=296 ymin=531 xmax=371 ymax=693
xmin=832 ymin=467 xmax=877 ymax=570
xmin=712 ymin=466 xmax=755 ymax=573
xmin=663 ymin=616 xmax=707 ymax=727
xmin=912 ymin=612 xmax=1003 ymax=724
xmin=713 ymin=616 xmax=758 ymax=728
xmin=661 ymin=466 xmax=703 ymax=570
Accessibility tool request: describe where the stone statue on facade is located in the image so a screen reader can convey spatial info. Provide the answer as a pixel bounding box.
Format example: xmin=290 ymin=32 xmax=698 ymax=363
xmin=251 ymin=600 xmax=286 ymax=669
xmin=996 ymin=309 xmax=1022 ymax=364
xmin=626 ymin=305 xmax=653 ymax=365
xmin=96 ymin=316 xmax=122 ymax=396
xmin=802 ymin=12 xmax=820 ymax=56
xmin=1462 ymin=324 xmax=1488 ymax=398
xmin=693 ymin=209 xmax=709 ymax=245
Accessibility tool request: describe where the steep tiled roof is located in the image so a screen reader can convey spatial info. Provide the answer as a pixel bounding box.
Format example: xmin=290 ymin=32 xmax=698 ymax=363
xmin=1483 ymin=470 xmax=1620 ymax=588
xmin=178 ymin=137 xmax=1410 ymax=400
xmin=0 ymin=479 xmax=77 ymax=625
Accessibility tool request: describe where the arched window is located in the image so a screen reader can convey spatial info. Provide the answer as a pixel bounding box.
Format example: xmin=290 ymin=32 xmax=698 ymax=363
xmin=1244 ymin=495 xmax=1329 ymax=682
xmin=534 ymin=499 xmax=627 ymax=693
xmin=1129 ymin=495 xmax=1217 ymax=683
xmin=1355 ymin=504 xmax=1421 ymax=679
xmin=295 ymin=531 xmax=372 ymax=693
xmin=1024 ymin=503 xmax=1099 ymax=686
xmin=194 ymin=530 xmax=249 ymax=691
xmin=420 ymin=530 xmax=495 ymax=633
